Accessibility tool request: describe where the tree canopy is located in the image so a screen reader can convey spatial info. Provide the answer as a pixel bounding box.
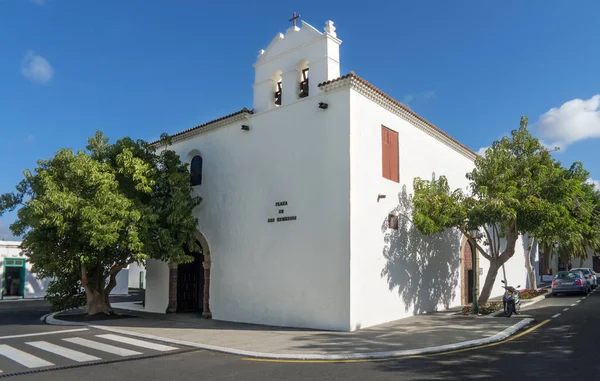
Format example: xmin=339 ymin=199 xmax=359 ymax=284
xmin=412 ymin=116 xmax=597 ymax=304
xmin=0 ymin=131 xmax=201 ymax=314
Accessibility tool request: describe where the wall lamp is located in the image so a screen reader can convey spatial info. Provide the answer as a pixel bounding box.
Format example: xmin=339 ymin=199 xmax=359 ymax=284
xmin=318 ymin=102 xmax=329 ymax=109
xmin=377 ymin=194 xmax=386 ymax=202
xmin=241 ymin=125 xmax=250 ymax=131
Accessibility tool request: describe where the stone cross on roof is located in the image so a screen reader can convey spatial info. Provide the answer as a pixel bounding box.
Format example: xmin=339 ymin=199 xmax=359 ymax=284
xmin=289 ymin=12 xmax=301 ymax=27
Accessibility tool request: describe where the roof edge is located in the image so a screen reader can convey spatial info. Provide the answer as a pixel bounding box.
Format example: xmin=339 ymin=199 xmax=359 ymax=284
xmin=150 ymin=108 xmax=253 ymax=146
xmin=318 ymin=73 xmax=478 ymax=160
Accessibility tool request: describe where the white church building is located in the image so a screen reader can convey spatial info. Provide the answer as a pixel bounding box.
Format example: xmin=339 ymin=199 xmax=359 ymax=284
xmin=142 ymin=16 xmax=528 ymax=331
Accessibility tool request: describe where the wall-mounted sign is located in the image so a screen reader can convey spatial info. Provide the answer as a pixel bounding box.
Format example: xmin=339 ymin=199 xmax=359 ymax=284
xmin=268 ymin=201 xmax=297 ymax=223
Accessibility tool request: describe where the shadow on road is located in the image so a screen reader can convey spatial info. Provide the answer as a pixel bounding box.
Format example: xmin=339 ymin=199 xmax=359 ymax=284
xmin=370 ymin=290 xmax=600 ymax=379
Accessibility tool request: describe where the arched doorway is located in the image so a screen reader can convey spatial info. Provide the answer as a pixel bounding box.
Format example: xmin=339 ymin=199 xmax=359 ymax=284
xmin=460 ymin=237 xmax=477 ymax=305
xmin=176 ymin=240 xmax=204 ymax=313
xmin=166 ymin=231 xmax=212 ymax=317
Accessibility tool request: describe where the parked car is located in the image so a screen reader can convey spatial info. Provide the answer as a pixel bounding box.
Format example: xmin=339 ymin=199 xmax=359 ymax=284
xmin=570 ymin=267 xmax=597 ymax=289
xmin=551 ymin=271 xmax=591 ymax=296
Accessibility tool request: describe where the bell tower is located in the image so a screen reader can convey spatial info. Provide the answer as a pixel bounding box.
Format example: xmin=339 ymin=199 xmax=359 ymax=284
xmin=252 ymin=16 xmax=342 ymax=113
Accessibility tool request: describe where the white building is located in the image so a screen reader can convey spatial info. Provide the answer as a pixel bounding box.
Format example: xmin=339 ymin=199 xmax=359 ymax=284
xmin=142 ymin=17 xmax=528 ymax=331
xmin=0 ymin=240 xmax=131 ymax=300
xmin=0 ymin=240 xmax=49 ymax=299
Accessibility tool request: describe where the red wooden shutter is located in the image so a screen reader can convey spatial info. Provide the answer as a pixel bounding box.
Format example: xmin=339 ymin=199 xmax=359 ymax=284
xmin=381 ymin=126 xmax=399 ymax=182
xmin=381 ymin=126 xmax=390 ymax=180
xmin=389 ymin=129 xmax=399 ymax=182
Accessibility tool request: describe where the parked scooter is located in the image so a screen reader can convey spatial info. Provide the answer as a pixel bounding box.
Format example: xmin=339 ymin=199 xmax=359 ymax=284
xmin=501 ymin=280 xmax=521 ymax=317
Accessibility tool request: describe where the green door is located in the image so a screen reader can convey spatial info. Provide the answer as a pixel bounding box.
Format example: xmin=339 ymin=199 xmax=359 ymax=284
xmin=2 ymin=258 xmax=26 ymax=299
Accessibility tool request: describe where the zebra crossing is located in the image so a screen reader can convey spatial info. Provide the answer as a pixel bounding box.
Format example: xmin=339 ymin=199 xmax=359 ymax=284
xmin=0 ymin=329 xmax=182 ymax=374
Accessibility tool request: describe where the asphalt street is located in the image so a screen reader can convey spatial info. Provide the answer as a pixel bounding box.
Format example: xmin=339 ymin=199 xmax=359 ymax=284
xmin=1 ymin=288 xmax=599 ymax=380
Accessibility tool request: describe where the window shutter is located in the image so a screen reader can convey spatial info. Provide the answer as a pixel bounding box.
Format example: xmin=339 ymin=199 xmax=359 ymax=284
xmin=381 ymin=127 xmax=390 ymax=180
xmin=381 ymin=126 xmax=399 ymax=182
xmin=390 ymin=129 xmax=399 ymax=182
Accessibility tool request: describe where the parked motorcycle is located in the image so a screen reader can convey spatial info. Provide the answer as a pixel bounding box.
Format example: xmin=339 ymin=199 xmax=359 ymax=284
xmin=501 ymin=280 xmax=521 ymax=317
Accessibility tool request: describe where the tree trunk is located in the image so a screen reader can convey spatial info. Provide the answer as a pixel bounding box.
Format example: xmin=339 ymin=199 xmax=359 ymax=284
xmin=84 ymin=288 xmax=110 ymax=315
xmin=103 ymin=272 xmax=119 ymax=312
xmin=81 ymin=263 xmax=111 ymax=316
xmin=524 ymin=237 xmax=537 ymax=290
xmin=552 ymin=251 xmax=559 ymax=275
xmin=478 ymin=259 xmax=500 ymax=305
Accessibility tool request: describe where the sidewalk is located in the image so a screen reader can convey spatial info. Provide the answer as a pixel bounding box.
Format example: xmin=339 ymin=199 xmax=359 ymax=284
xmin=46 ymin=306 xmax=534 ymax=360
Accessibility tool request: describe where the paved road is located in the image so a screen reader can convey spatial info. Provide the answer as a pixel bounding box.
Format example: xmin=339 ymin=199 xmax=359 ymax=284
xmin=3 ymin=289 xmax=599 ymax=380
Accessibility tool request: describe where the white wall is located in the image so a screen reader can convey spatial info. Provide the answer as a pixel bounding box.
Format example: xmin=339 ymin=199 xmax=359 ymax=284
xmin=110 ymin=269 xmax=129 ymax=295
xmin=127 ymin=262 xmax=146 ymax=289
xmin=144 ymin=259 xmax=169 ymax=313
xmin=149 ymin=86 xmax=352 ymax=330
xmin=478 ymin=233 xmax=528 ymax=298
xmin=348 ymin=90 xmax=476 ymax=330
xmin=572 ymin=248 xmax=595 ymax=269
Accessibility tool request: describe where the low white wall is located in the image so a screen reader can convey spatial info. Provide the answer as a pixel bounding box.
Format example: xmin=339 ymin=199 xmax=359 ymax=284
xmin=127 ymin=262 xmax=146 ymax=289
xmin=144 ymin=259 xmax=169 ymax=313
xmin=109 ymin=269 xmax=129 ymax=295
xmin=23 ymin=261 xmax=50 ymax=298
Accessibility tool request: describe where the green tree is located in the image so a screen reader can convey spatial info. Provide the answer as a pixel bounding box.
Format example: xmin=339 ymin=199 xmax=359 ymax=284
xmin=412 ymin=116 xmax=591 ymax=304
xmin=0 ymin=131 xmax=201 ymax=315
xmin=555 ymin=181 xmax=600 ymax=269
xmin=526 ymin=162 xmax=597 ymax=284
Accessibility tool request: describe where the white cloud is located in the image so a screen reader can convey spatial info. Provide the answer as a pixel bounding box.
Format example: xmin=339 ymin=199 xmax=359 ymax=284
xmin=24 ymin=134 xmax=34 ymax=143
xmin=21 ymin=51 xmax=54 ymax=84
xmin=477 ymin=146 xmax=489 ymax=157
xmin=587 ymin=178 xmax=600 ymax=191
xmin=536 ymin=94 xmax=600 ymax=149
xmin=403 ymin=91 xmax=436 ymax=105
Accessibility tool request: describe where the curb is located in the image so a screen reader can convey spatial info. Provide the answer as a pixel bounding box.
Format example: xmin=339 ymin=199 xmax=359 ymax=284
xmin=45 ymin=312 xmax=535 ymax=360
xmin=489 ymin=293 xmax=548 ymax=317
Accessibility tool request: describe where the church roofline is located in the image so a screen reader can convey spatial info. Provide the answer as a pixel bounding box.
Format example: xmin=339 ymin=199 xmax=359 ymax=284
xmin=150 ymin=108 xmax=253 ymax=146
xmin=318 ymin=73 xmax=478 ymax=160
xmin=152 ymin=74 xmax=476 ymax=161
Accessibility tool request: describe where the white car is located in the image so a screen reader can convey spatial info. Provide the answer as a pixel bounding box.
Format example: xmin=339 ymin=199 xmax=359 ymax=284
xmin=571 ymin=268 xmax=598 ymax=289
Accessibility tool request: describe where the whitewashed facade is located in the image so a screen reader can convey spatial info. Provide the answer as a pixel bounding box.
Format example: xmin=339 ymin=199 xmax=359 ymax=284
xmin=1 ymin=240 xmax=49 ymax=299
xmin=143 ymin=18 xmax=528 ymax=331
xmin=1 ymin=240 xmax=130 ymax=299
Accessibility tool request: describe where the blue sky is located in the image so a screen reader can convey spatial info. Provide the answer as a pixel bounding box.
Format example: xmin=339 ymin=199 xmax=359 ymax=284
xmin=1 ymin=0 xmax=599 ymax=239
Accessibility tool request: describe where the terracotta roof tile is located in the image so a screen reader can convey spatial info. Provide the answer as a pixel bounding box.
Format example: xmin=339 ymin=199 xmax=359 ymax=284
xmin=318 ymin=73 xmax=476 ymax=156
xmin=151 ymin=107 xmax=253 ymax=145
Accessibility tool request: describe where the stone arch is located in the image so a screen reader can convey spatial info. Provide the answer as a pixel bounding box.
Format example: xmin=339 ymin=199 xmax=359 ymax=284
xmin=186 ymin=149 xmax=202 ymax=162
xmin=296 ymin=59 xmax=309 ymax=98
xmin=459 ymin=235 xmax=478 ymax=305
xmin=271 ymin=69 xmax=283 ymax=106
xmin=186 ymin=149 xmax=203 ymax=187
xmin=194 ymin=230 xmax=212 ymax=318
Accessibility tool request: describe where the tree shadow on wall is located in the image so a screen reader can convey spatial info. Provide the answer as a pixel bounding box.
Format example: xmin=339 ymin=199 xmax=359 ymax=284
xmin=380 ymin=185 xmax=461 ymax=315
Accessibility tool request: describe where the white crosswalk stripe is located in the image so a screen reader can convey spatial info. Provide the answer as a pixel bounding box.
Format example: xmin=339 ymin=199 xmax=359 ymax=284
xmin=0 ymin=344 xmax=54 ymax=368
xmin=95 ymin=334 xmax=178 ymax=352
xmin=26 ymin=341 xmax=101 ymax=362
xmin=0 ymin=333 xmax=181 ymax=373
xmin=62 ymin=337 xmax=143 ymax=357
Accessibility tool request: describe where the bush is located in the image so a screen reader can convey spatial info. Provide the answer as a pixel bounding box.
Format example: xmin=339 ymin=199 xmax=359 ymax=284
xmin=45 ymin=277 xmax=86 ymax=312
xmin=519 ymin=288 xmax=548 ymax=300
xmin=461 ymin=301 xmax=503 ymax=315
